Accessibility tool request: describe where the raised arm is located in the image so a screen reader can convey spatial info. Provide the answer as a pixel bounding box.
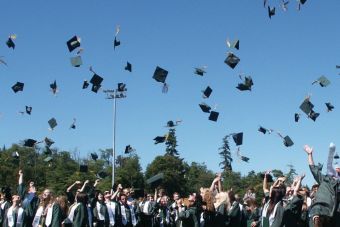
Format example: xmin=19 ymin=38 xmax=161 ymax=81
xmin=262 ymin=171 xmax=270 ymax=194
xmin=327 ymin=143 xmax=337 ymax=177
xmin=293 ymin=174 xmax=305 ymax=196
xmin=79 ymin=180 xmax=90 ymax=193
xmin=304 ymin=145 xmax=314 ymax=166
xmin=18 ymin=169 xmax=23 ymax=185
xmin=67 ymin=181 xmax=81 ymax=192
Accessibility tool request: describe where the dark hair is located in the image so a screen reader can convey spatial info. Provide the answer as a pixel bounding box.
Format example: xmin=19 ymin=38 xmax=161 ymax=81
xmin=94 ymin=190 xmax=102 ymax=199
xmin=267 ymin=185 xmax=286 ymax=216
xmin=76 ymin=192 xmax=88 ymax=205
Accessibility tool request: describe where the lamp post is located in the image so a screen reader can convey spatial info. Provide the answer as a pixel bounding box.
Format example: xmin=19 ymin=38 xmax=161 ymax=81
xmin=104 ymin=83 xmax=127 ymax=187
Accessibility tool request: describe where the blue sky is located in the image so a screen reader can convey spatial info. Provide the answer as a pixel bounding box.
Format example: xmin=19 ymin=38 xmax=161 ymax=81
xmin=1 ymin=0 xmax=340 ymax=187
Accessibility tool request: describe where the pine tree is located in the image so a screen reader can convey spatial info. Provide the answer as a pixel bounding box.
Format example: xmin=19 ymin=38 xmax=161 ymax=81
xmin=165 ymin=128 xmax=179 ymax=156
xmin=219 ymin=135 xmax=233 ymax=172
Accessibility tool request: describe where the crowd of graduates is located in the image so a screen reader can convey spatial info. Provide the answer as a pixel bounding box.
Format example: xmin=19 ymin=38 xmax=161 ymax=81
xmin=1 ymin=143 xmax=340 ymax=227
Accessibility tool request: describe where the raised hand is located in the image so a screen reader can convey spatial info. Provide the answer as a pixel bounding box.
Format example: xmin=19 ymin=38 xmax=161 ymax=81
xmin=304 ymin=145 xmax=313 ymax=154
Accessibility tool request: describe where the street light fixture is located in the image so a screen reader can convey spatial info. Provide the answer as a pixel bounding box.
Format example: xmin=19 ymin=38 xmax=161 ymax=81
xmin=104 ymin=83 xmax=127 ymax=187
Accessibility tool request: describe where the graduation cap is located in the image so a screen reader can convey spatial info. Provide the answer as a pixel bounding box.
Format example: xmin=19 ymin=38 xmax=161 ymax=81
xmin=258 ymin=126 xmax=269 ymax=134
xmin=79 ymin=164 xmax=88 ymax=173
xmin=24 ymin=139 xmax=37 ymax=147
xmin=154 ymin=136 xmax=167 ymax=144
xmin=268 ymin=6 xmax=275 ymax=19
xmin=199 ymin=103 xmax=211 ymax=113
xmin=114 ymin=37 xmax=120 ymax=50
xmin=48 ymin=118 xmax=57 ymax=130
xmin=125 ymin=145 xmax=134 ymax=154
xmin=91 ymin=153 xmax=98 ymax=161
xmin=90 ymin=74 xmax=103 ymax=93
xmin=70 ymin=56 xmax=82 ymax=67
xmin=283 ymin=136 xmax=294 ymax=147
xmin=194 ymin=67 xmax=206 ymax=76
xmin=146 ymin=173 xmax=164 ymax=187
xmin=153 ymin=66 xmax=168 ymax=83
xmin=25 ymin=106 xmax=32 ymax=115
xmin=209 ymin=111 xmax=219 ymax=122
xmin=240 ymin=156 xmax=250 ymax=162
xmin=44 ymin=157 xmax=53 ymax=163
xmin=125 ymin=62 xmax=132 ymax=72
xmin=44 ymin=137 xmax=54 ymax=147
xmin=96 ymin=171 xmax=109 ymax=179
xmin=50 ymin=80 xmax=58 ymax=95
xmin=82 ymin=80 xmax=89 ymax=89
xmin=326 ymin=102 xmax=334 ymax=112
xmin=6 ymin=37 xmax=15 ymax=49
xmin=117 ymin=83 xmax=127 ymax=92
xmin=66 ymin=36 xmax=81 ymax=52
xmin=226 ymin=39 xmax=239 ymax=50
xmin=309 ymin=110 xmax=320 ymax=122
xmin=236 ymin=76 xmax=253 ymax=91
xmin=300 ymin=0 xmax=307 ymax=4
xmin=232 ymin=133 xmax=243 ymax=146
xmin=281 ymin=0 xmax=289 ymax=11
xmin=12 ymin=82 xmax=24 ymax=93
xmin=299 ymin=98 xmax=314 ymax=115
xmin=312 ymin=76 xmax=330 ymax=87
xmin=224 ymin=52 xmax=240 ymax=69
xmin=202 ymin=86 xmax=213 ymax=98
xmin=70 ymin=118 xmax=76 ymax=129
xmin=294 ymin=113 xmax=300 ymax=122
xmin=334 ymin=153 xmax=340 ymax=159
xmin=166 ymin=120 xmax=175 ymax=127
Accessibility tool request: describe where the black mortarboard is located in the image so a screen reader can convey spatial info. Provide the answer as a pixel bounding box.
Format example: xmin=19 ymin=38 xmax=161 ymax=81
xmin=199 ymin=103 xmax=211 ymax=113
xmin=268 ymin=6 xmax=275 ymax=19
xmin=300 ymin=0 xmax=307 ymax=4
xmin=240 ymin=156 xmax=249 ymax=162
xmin=294 ymin=113 xmax=300 ymax=122
xmin=194 ymin=67 xmax=206 ymax=76
xmin=91 ymin=153 xmax=98 ymax=161
xmin=202 ymin=86 xmax=213 ymax=98
xmin=125 ymin=62 xmax=132 ymax=72
xmin=48 ymin=118 xmax=57 ymax=130
xmin=69 ymin=118 xmax=76 ymax=129
xmin=260 ymin=173 xmax=273 ymax=183
xmin=224 ymin=53 xmax=240 ymax=69
xmin=24 ymin=139 xmax=37 ymax=147
xmin=96 ymin=171 xmax=109 ymax=179
xmin=117 ymin=83 xmax=127 ymax=92
xmin=114 ymin=37 xmax=120 ymax=49
xmin=6 ymin=37 xmax=15 ymax=49
xmin=44 ymin=157 xmax=53 ymax=162
xmin=334 ymin=153 xmax=339 ymax=159
xmin=258 ymin=126 xmax=268 ymax=134
xmin=153 ymin=66 xmax=168 ymax=83
xmin=326 ymin=102 xmax=334 ymax=112
xmin=227 ymin=39 xmax=240 ymax=50
xmin=82 ymin=80 xmax=89 ymax=89
xmin=125 ymin=145 xmax=134 ymax=154
xmin=70 ymin=56 xmax=82 ymax=67
xmin=166 ymin=120 xmax=175 ymax=127
xmin=90 ymin=74 xmax=103 ymax=93
xmin=146 ymin=173 xmax=164 ymax=187
xmin=236 ymin=76 xmax=253 ymax=91
xmin=67 ymin=36 xmax=81 ymax=52
xmin=209 ymin=111 xmax=219 ymax=122
xmin=299 ymin=99 xmax=314 ymax=115
xmin=44 ymin=137 xmax=54 ymax=147
xmin=309 ymin=110 xmax=320 ymax=122
xmin=232 ymin=133 xmax=243 ymax=146
xmin=283 ymin=136 xmax=294 ymax=147
xmin=154 ymin=136 xmax=166 ymax=144
xmin=79 ymin=164 xmax=88 ymax=173
xmin=12 ymin=82 xmax=24 ymax=93
xmin=44 ymin=146 xmax=52 ymax=155
xmin=50 ymin=80 xmax=57 ymax=94
xmin=25 ymin=106 xmax=32 ymax=115
xmin=312 ymin=76 xmax=330 ymax=87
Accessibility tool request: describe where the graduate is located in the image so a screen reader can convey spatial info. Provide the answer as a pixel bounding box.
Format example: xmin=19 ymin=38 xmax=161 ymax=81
xmin=32 ymin=189 xmax=62 ymax=227
xmin=154 ymin=196 xmax=172 ymax=227
xmin=178 ymin=194 xmax=199 ymax=227
xmin=64 ymin=192 xmax=89 ymax=227
xmin=0 ymin=187 xmax=12 ymax=226
xmin=115 ymin=193 xmax=137 ymax=227
xmin=92 ymin=190 xmax=110 ymax=227
xmin=3 ymin=195 xmax=26 ymax=227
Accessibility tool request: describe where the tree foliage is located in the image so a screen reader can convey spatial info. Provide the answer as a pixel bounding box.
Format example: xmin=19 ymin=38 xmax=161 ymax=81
xmin=165 ymin=128 xmax=179 ymax=156
xmin=219 ymin=135 xmax=233 ymax=172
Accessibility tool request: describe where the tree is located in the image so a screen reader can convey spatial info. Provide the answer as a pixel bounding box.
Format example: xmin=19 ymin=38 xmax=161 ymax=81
xmin=185 ymin=162 xmax=215 ymax=193
xmin=285 ymin=164 xmax=297 ymax=186
xmin=115 ymin=154 xmax=144 ymax=189
xmin=219 ymin=135 xmax=233 ymax=172
xmin=145 ymin=155 xmax=187 ymax=196
xmin=165 ymin=128 xmax=179 ymax=156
